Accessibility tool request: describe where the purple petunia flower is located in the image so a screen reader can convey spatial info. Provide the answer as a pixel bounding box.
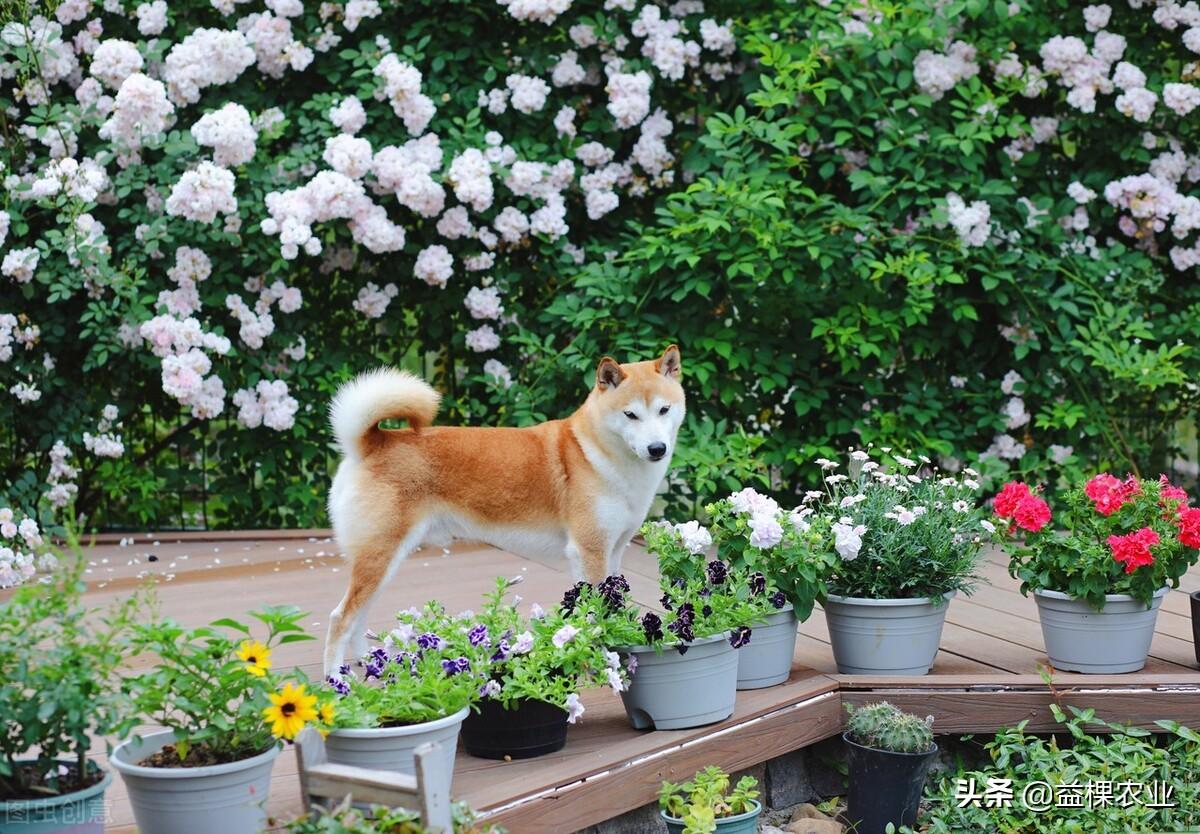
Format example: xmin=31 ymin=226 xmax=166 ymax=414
xmin=660 ymin=592 xmax=674 ymax=611
xmin=441 ymin=656 xmax=470 ymax=676
xmin=729 ymin=626 xmax=752 ymax=649
xmin=769 ymin=590 xmax=787 ymax=609
xmin=490 ymin=639 xmax=511 ymax=662
xmin=641 ymin=612 xmax=664 ymax=643
xmin=326 ymin=675 xmax=351 ymax=696
xmin=598 ymin=574 xmax=631 ymax=609
xmin=702 ymin=604 xmax=713 ymax=618
xmin=467 ymin=623 xmax=489 ymax=647
xmin=417 ymin=632 xmax=445 ymax=650
xmin=706 ymin=560 xmax=728 ymax=585
xmin=364 ymin=656 xmax=385 ymax=680
xmin=479 ymin=679 xmax=501 ymax=698
xmin=561 ymin=581 xmax=589 ymax=614
xmin=749 ymin=571 xmax=767 ymax=596
xmin=337 ymin=663 xmax=352 ymax=677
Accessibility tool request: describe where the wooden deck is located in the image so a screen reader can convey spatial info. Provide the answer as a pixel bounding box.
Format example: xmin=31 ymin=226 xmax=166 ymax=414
xmin=62 ymin=530 xmax=1200 ymax=832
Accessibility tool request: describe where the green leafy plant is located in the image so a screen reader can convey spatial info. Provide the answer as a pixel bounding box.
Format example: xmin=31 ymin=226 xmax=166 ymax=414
xmin=0 ymin=548 xmax=140 ymax=799
xmin=915 ymin=704 xmax=1200 ymax=833
xmin=845 ymin=702 xmax=935 ymax=754
xmin=659 ymin=766 xmax=760 ymax=832
xmin=123 ymin=606 xmax=334 ymax=765
xmin=325 ymin=601 xmax=482 ymax=729
xmin=814 ymin=449 xmax=988 ymax=600
xmin=996 ymin=474 xmax=1200 ymax=609
xmin=279 ymin=797 xmax=505 ymax=834
xmin=704 ymin=487 xmax=835 ymax=620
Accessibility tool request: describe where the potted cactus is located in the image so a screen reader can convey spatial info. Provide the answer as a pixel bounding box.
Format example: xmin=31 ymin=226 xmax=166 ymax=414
xmin=658 ymin=766 xmax=762 ymax=834
xmin=843 ymin=702 xmax=937 ymax=834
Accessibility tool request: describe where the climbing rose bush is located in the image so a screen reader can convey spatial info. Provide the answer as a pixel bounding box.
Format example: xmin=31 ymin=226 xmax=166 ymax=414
xmin=0 ymin=0 xmax=742 ymax=528
xmin=999 ymin=473 xmax=1200 ymax=609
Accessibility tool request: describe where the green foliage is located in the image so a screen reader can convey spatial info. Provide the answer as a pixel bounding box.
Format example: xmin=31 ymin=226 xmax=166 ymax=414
xmin=0 ymin=545 xmax=141 ymax=798
xmin=845 ymin=701 xmax=935 ymax=754
xmin=659 ymin=766 xmax=760 ymax=833
xmin=915 ymin=705 xmax=1200 ymax=833
xmin=122 ymin=606 xmax=325 ymax=763
xmin=1002 ymin=475 xmax=1200 ymax=610
xmin=279 ymin=797 xmax=505 ymax=834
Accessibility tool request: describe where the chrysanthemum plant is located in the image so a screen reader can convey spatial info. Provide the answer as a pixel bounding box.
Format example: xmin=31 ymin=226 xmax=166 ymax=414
xmin=0 ymin=547 xmax=140 ymax=800
xmin=123 ymin=606 xmax=335 ymax=765
xmin=571 ymin=522 xmax=775 ymax=654
xmin=996 ymin=474 xmax=1200 ymax=610
xmin=326 ymin=601 xmax=482 ymax=729
xmin=813 ymin=449 xmax=988 ymax=601
xmin=703 ymin=488 xmax=835 ymax=620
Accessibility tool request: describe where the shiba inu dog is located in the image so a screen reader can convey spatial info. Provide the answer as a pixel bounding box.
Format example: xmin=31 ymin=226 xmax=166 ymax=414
xmin=323 ymin=345 xmax=685 ymax=674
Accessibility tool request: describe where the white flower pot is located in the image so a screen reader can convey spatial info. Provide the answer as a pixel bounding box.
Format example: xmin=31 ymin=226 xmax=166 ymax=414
xmin=823 ymin=592 xmax=955 ymax=675
xmin=325 ymin=706 xmax=467 ymax=787
xmin=0 ymin=762 xmax=111 ymax=833
xmin=736 ymin=605 xmax=797 ymax=689
xmin=618 ymin=631 xmax=739 ymax=730
xmin=110 ymin=731 xmax=279 ymax=834
xmin=1034 ymin=587 xmax=1168 ymax=673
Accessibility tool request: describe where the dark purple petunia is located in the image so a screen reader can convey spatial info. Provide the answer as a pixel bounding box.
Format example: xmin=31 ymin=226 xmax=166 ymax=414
xmin=326 ymin=676 xmax=351 ymax=696
xmin=468 ymin=623 xmax=490 ymax=647
xmin=769 ymin=590 xmax=788 ymax=610
xmin=729 ymin=626 xmax=752 ymax=649
xmin=674 ymin=602 xmax=696 ymax=625
xmin=706 ymin=560 xmax=728 ymax=585
xmin=369 ymin=646 xmax=388 ymax=664
xmin=490 ymin=639 xmax=511 ymax=663
xmin=364 ymin=656 xmax=385 ymax=680
xmin=441 ymin=656 xmax=470 ymax=676
xmin=598 ymin=574 xmax=631 ymax=609
xmin=702 ymin=604 xmax=713 ymax=618
xmin=416 ymin=632 xmax=445 ymax=650
xmin=561 ymin=581 xmax=589 ymax=614
xmin=337 ymin=663 xmax=352 ymax=677
xmin=660 ymin=592 xmax=674 ymax=611
xmin=749 ymin=572 xmax=767 ymax=596
xmin=641 ymin=612 xmax=664 ymax=643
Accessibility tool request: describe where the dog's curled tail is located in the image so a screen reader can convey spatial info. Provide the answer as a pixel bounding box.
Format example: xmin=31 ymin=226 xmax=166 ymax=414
xmin=330 ymin=368 xmax=440 ymax=460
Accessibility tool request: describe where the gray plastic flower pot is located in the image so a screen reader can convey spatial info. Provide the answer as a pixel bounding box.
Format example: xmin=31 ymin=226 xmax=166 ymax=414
xmin=617 ymin=631 xmax=738 ymax=730
xmin=661 ymin=800 xmax=761 ymax=834
xmin=109 ymin=730 xmax=279 ymax=834
xmin=823 ymin=592 xmax=955 ymax=675
xmin=1034 ymin=587 xmax=1167 ymax=673
xmin=736 ymin=605 xmax=797 ymax=690
xmin=325 ymin=706 xmax=467 ymax=786
xmin=0 ymin=762 xmax=111 ymax=833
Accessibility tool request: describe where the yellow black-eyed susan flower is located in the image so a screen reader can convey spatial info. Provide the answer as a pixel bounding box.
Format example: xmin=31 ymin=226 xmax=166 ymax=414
xmin=263 ymin=682 xmax=318 ymax=740
xmin=237 ymin=640 xmax=272 ymax=677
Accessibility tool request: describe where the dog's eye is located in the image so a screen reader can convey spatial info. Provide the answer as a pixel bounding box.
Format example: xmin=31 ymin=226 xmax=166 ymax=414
xmin=659 ymin=406 xmax=670 ymax=416
xmin=624 ymin=411 xmax=639 ymax=420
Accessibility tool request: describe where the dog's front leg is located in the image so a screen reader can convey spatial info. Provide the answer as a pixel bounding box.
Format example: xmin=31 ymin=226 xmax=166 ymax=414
xmin=565 ymin=517 xmax=609 ymax=585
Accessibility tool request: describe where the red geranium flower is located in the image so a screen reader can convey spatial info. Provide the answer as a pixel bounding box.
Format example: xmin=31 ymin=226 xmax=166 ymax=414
xmin=994 ymin=481 xmax=1032 ymax=519
xmin=1107 ymin=527 xmax=1160 ymax=574
xmin=1085 ymin=473 xmax=1140 ymax=516
xmin=1159 ymin=474 xmax=1189 ymax=506
xmin=1012 ymin=494 xmax=1052 ymax=532
xmin=1179 ymin=507 xmax=1200 ymax=550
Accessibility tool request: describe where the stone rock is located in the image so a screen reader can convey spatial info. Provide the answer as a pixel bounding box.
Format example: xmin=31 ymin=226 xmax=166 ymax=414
xmin=766 ymin=749 xmax=814 ymax=807
xmin=789 ymin=803 xmax=835 ymax=823
xmin=760 ymin=827 xmax=789 ymax=834
xmin=785 ymin=820 xmax=843 ymax=834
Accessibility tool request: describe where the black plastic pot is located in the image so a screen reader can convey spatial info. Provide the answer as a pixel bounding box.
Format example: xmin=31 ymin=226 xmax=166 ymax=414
xmin=844 ymin=733 xmax=937 ymax=834
xmin=1191 ymin=591 xmax=1200 ymax=667
xmin=460 ymin=698 xmax=569 ymax=760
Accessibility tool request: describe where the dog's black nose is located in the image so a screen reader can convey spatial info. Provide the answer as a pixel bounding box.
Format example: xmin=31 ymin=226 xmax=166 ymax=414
xmin=648 ymin=442 xmax=667 ymax=460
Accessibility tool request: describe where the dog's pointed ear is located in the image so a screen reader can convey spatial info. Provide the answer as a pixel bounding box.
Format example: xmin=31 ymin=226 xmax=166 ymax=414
xmin=656 ymin=345 xmax=681 ymax=380
xmin=596 ymin=357 xmax=626 ymax=391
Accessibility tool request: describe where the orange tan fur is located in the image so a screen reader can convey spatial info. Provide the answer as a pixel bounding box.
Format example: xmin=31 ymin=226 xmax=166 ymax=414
xmin=323 ymin=346 xmax=686 ymax=674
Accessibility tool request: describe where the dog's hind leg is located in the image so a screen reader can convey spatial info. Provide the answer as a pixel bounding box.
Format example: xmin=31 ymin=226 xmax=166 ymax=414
xmin=324 ymin=522 xmax=425 ymax=677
